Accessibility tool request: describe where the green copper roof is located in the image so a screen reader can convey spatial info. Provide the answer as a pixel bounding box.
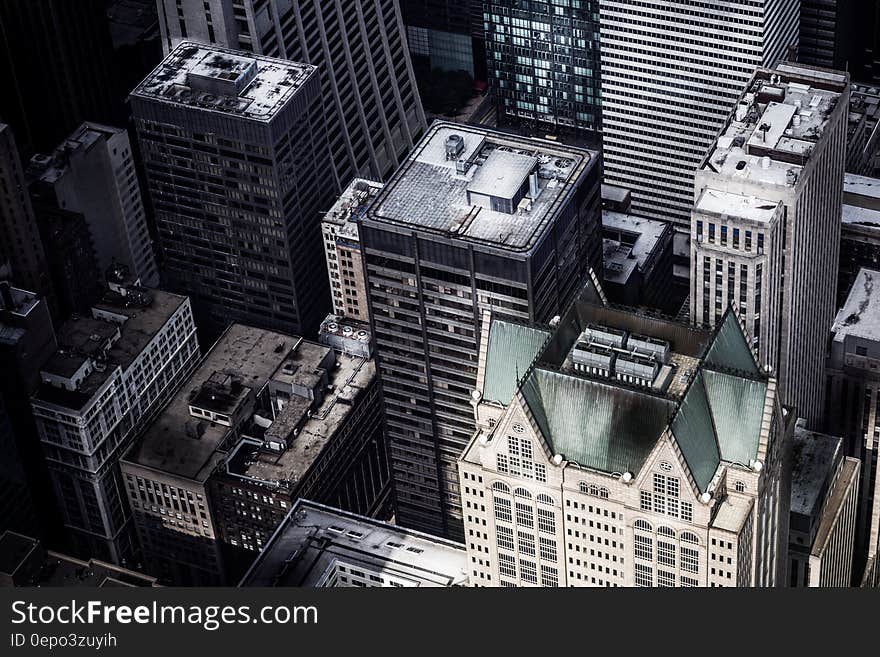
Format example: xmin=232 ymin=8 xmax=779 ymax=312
xmin=702 ymin=311 xmax=762 ymax=376
xmin=702 ymin=369 xmax=766 ymax=466
xmin=671 ymin=371 xmax=721 ymax=492
xmin=482 ymin=320 xmax=550 ymax=404
xmin=520 ymin=369 xmax=676 ymax=474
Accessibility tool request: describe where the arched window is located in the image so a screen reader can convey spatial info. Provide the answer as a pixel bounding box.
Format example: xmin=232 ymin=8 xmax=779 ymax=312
xmin=537 ymin=493 xmax=554 ymax=506
xmin=734 ymin=480 xmax=746 ymax=493
xmin=680 ymin=532 xmax=699 ymax=545
xmin=598 ymin=487 xmax=609 ymax=499
xmin=514 ymin=487 xmax=532 ymax=499
xmin=492 ymin=481 xmax=510 ymax=493
xmin=589 ymin=484 xmax=599 ymax=497
xmin=634 ymin=519 xmax=652 ymax=532
xmin=658 ymin=526 xmax=676 ymax=538
xmin=578 ymin=482 xmax=589 ymax=494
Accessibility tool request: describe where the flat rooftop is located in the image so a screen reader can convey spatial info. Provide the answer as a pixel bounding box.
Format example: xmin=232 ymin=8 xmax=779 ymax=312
xmin=704 ymin=64 xmax=847 ymax=188
xmin=240 ymin=501 xmax=468 ymax=587
xmin=844 ymin=173 xmax=880 ymax=205
xmin=227 ymin=354 xmax=376 ymax=488
xmin=694 ymin=188 xmax=781 ymax=224
xmin=832 ymin=268 xmax=880 ymax=343
xmin=28 ymin=122 xmax=123 ymax=185
xmin=602 ymin=211 xmax=670 ymax=284
xmin=323 ymin=178 xmax=382 ymax=241
xmin=131 ymin=41 xmax=316 ymax=121
xmin=125 ymin=324 xmax=302 ymax=482
xmin=366 ymin=122 xmax=594 ymax=252
xmin=790 ymin=423 xmax=840 ymax=518
xmin=33 ymin=288 xmax=187 ymax=410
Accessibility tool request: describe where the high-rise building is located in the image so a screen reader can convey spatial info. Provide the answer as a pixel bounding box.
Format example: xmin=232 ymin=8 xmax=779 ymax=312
xmin=483 ymin=0 xmax=600 ymax=137
xmin=402 ymin=0 xmax=481 ymax=77
xmin=0 ymin=0 xmax=121 ymax=156
xmin=826 ymin=268 xmax=880 ymax=580
xmin=28 ymin=123 xmax=159 ymax=289
xmin=322 ymin=179 xmax=381 ymax=324
xmin=122 ymin=323 xmax=388 ymax=584
xmin=839 ymin=172 xmax=880 ymax=305
xmin=360 ymin=122 xmax=603 ymax=539
xmin=30 ymin=278 xmax=199 ymax=564
xmin=460 ymin=284 xmax=793 ymax=587
xmin=240 ymin=499 xmax=468 ymax=587
xmin=130 ymin=42 xmax=334 ymax=339
xmin=846 ymin=84 xmax=880 ymax=177
xmin=599 ymin=0 xmax=799 ymax=226
xmin=156 ymin=0 xmax=426 ymax=187
xmin=788 ymin=419 xmax=859 ymax=587
xmin=690 ymin=63 xmax=850 ymax=428
xmin=0 ymin=123 xmax=52 ymax=303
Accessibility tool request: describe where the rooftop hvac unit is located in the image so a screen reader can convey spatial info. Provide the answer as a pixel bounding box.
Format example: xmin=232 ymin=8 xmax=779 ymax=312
xmin=342 ymin=326 xmax=354 ymax=336
xmin=357 ymin=330 xmax=369 ymax=341
xmin=327 ymin=322 xmax=339 ymax=333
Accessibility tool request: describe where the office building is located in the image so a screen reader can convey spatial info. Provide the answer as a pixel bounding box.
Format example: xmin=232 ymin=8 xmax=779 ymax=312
xmin=207 ymin=324 xmax=389 ymax=579
xmin=402 ymin=0 xmax=481 ymax=76
xmin=240 ymin=499 xmax=467 ymax=587
xmin=602 ymin=211 xmax=674 ymax=312
xmin=839 ymin=172 xmax=880 ymax=305
xmin=322 ymin=179 xmax=381 ymax=323
xmin=28 ymin=123 xmax=159 ymax=288
xmin=0 ymin=123 xmax=52 ymax=303
xmin=690 ymin=64 xmax=850 ymax=428
xmin=0 ymin=283 xmax=60 ymax=541
xmin=0 ymin=531 xmax=158 ymax=588
xmin=599 ymin=0 xmax=799 ymax=226
xmin=156 ymin=0 xmax=425 ymax=187
xmin=826 ymin=268 xmax=880 ymax=579
xmin=360 ymin=122 xmax=602 ymax=539
xmin=788 ymin=420 xmax=859 ymax=587
xmin=483 ymin=0 xmax=600 ymax=136
xmin=0 ymin=0 xmax=121 ymax=156
xmin=30 ymin=277 xmax=199 ymax=564
xmin=131 ymin=42 xmax=334 ymax=339
xmin=846 ymin=83 xmax=880 ymax=176
xmin=460 ymin=282 xmax=793 ymax=587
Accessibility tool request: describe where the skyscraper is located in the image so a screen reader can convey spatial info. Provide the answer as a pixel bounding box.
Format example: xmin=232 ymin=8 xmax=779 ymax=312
xmin=360 ymin=122 xmax=603 ymax=539
xmin=690 ymin=63 xmax=850 ymax=429
xmin=0 ymin=123 xmax=52 ymax=303
xmin=483 ymin=0 xmax=601 ymax=137
xmin=28 ymin=123 xmax=159 ymax=288
xmin=156 ymin=0 xmax=426 ymax=188
xmin=599 ymin=0 xmax=799 ymax=226
xmin=401 ymin=0 xmax=481 ymax=76
xmin=130 ymin=42 xmax=334 ymax=339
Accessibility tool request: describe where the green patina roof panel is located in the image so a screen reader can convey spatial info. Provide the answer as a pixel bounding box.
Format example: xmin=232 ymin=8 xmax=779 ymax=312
xmin=521 ymin=369 xmax=675 ymax=475
xmin=703 ymin=312 xmax=762 ymax=377
xmin=482 ymin=320 xmax=550 ymax=404
xmin=671 ymin=372 xmax=721 ymax=493
xmin=702 ymin=369 xmax=765 ymax=466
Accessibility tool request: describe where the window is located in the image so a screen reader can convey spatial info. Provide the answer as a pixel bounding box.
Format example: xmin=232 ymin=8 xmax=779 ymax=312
xmin=681 ymin=576 xmax=699 ymax=587
xmin=658 ymin=541 xmax=676 ymax=567
xmin=514 ymin=487 xmax=532 ymax=499
xmin=658 ymin=526 xmax=675 ymax=538
xmin=634 ymin=519 xmax=652 ymax=532
xmin=517 ymin=531 xmax=536 ymax=556
xmin=634 ymin=534 xmax=653 ymax=561
xmin=734 ymin=481 xmax=746 ymax=493
xmin=634 ymin=563 xmax=652 ymax=587
xmin=515 ymin=502 xmax=534 ymax=527
xmin=499 ymin=552 xmax=516 ymax=577
xmin=640 ymin=491 xmax=652 ymax=511
xmin=681 ymin=532 xmax=699 ymax=545
xmin=537 ymin=493 xmax=554 ymax=506
xmin=537 ymin=507 xmax=555 ymax=534
xmin=539 ymin=536 xmax=557 ymax=562
xmin=492 ymin=481 xmax=510 ymax=493
xmin=496 ymin=454 xmax=509 ymax=474
xmin=494 ymin=496 xmax=512 ymax=523
xmin=541 ymin=564 xmax=558 ymax=587
xmin=682 ymin=547 xmax=699 ymax=574
xmin=657 ymin=570 xmax=676 ymax=587
xmin=520 ymin=559 xmax=538 ymax=584
xmin=497 ymin=525 xmax=514 ymax=551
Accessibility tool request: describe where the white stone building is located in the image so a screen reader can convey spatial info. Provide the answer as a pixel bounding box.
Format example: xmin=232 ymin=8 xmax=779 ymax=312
xmin=690 ymin=63 xmax=851 ymax=428
xmin=458 ymin=281 xmax=794 ymax=587
xmin=599 ymin=0 xmax=799 ymax=227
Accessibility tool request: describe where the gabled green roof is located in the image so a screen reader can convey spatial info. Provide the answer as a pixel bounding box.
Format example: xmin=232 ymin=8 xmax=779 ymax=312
xmin=702 ymin=311 xmax=762 ymax=376
xmin=671 ymin=371 xmax=721 ymax=493
xmin=482 ymin=320 xmax=550 ymax=404
xmin=702 ymin=369 xmax=766 ymax=466
xmin=520 ymin=369 xmax=675 ymax=475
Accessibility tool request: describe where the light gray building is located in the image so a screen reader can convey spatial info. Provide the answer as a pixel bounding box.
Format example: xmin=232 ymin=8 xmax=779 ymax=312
xmin=28 ymin=123 xmax=159 ymax=287
xmin=690 ymin=63 xmax=851 ymax=429
xmin=788 ymin=419 xmax=859 ymax=587
xmin=599 ymin=0 xmax=799 ymax=227
xmin=30 ymin=277 xmax=199 ymax=564
xmin=360 ymin=122 xmax=603 ymax=540
xmin=240 ymin=499 xmax=467 ymax=587
xmin=156 ymin=0 xmax=425 ymax=187
xmin=839 ymin=172 xmax=880 ymax=305
xmin=130 ymin=42 xmax=335 ymax=339
xmin=461 ymin=282 xmax=794 ymax=587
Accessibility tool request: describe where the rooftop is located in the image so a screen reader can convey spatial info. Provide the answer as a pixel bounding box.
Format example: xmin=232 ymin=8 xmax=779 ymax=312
xmin=125 ymin=324 xmax=304 ymax=482
xmin=131 ymin=42 xmax=316 ymax=122
xmin=33 ymin=287 xmax=187 ymax=411
xmin=366 ymin=122 xmax=594 ymax=253
xmin=602 ymin=211 xmax=671 ymax=284
xmin=693 ymin=188 xmax=782 ymax=224
xmin=224 ymin=353 xmax=376 ymax=489
xmin=844 ymin=173 xmax=880 ymax=204
xmin=240 ymin=501 xmax=468 ymax=587
xmin=322 ymin=179 xmax=382 ymax=241
xmin=790 ymin=422 xmax=841 ymax=518
xmin=703 ymin=64 xmax=847 ymax=188
xmin=832 ymin=268 xmax=880 ymax=343
xmin=28 ymin=122 xmax=123 ymax=185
